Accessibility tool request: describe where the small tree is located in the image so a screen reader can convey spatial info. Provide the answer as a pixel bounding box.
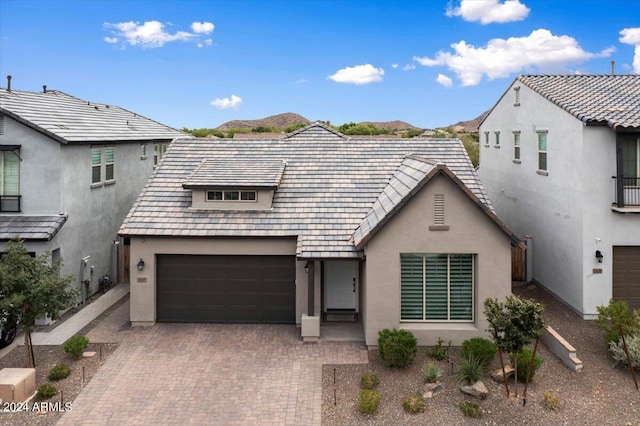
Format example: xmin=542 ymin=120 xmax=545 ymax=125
xmin=0 ymin=239 xmax=76 ymax=367
xmin=484 ymin=295 xmax=546 ymax=399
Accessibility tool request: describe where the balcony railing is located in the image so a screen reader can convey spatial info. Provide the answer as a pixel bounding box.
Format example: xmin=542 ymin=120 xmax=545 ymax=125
xmin=0 ymin=195 xmax=21 ymax=212
xmin=613 ymin=177 xmax=640 ymax=207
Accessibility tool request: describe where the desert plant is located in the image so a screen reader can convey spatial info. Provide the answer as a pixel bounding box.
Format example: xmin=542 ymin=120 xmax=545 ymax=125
xmin=421 ymin=361 xmax=443 ymax=383
xmin=609 ymin=334 xmax=640 ymax=370
xmin=459 ymin=401 xmax=482 ymax=418
xmin=403 ymin=393 xmax=426 ymax=413
xmin=543 ymin=392 xmax=561 ymax=411
xmin=37 ymin=383 xmax=58 ymax=399
xmin=510 ymin=348 xmax=543 ymax=382
xmin=428 ymin=337 xmax=451 ymax=361
xmin=461 ymin=337 xmax=497 ymax=371
xmin=595 ymin=299 xmax=640 ymax=345
xmin=360 ymin=372 xmax=380 ymax=389
xmin=64 ymin=335 xmax=89 ymax=359
xmin=455 ymin=354 xmax=484 ymax=384
xmin=48 ymin=364 xmax=71 ymax=381
xmin=377 ymin=328 xmax=417 ymax=368
xmin=358 ymin=389 xmax=381 ymax=414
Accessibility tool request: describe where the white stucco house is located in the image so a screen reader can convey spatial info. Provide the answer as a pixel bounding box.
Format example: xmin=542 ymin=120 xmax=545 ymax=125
xmin=0 ymin=78 xmax=185 ymax=304
xmin=479 ymin=74 xmax=640 ymax=317
xmin=120 ymin=123 xmax=521 ymax=345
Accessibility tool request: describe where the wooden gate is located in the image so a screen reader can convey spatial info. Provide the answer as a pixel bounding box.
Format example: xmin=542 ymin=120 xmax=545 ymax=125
xmin=511 ymin=244 xmax=526 ymax=282
xmin=117 ymin=244 xmax=130 ymax=284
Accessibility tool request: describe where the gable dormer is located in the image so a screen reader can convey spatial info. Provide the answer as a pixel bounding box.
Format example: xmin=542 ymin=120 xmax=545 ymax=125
xmin=183 ymin=158 xmax=286 ymax=211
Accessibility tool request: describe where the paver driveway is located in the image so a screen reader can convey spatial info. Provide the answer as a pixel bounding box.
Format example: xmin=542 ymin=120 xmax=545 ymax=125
xmin=58 ymin=314 xmax=369 ymax=425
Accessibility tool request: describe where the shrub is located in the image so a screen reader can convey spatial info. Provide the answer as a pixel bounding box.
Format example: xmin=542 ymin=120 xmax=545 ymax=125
xmin=360 ymin=372 xmax=380 ymax=390
xmin=377 ymin=329 xmax=417 ymax=368
xmin=64 ymin=335 xmax=89 ymax=359
xmin=609 ymin=334 xmax=640 ymax=370
xmin=459 ymin=401 xmax=482 ymax=418
xmin=428 ymin=337 xmax=451 ymax=361
xmin=421 ymin=361 xmax=443 ymax=383
xmin=403 ymin=393 xmax=426 ymax=413
xmin=461 ymin=337 xmax=497 ymax=371
xmin=37 ymin=383 xmax=57 ymax=399
xmin=543 ymin=392 xmax=561 ymax=411
xmin=358 ymin=389 xmax=381 ymax=414
xmin=48 ymin=364 xmax=71 ymax=381
xmin=595 ymin=299 xmax=640 ymax=345
xmin=510 ymin=348 xmax=543 ymax=382
xmin=455 ymin=355 xmax=484 ymax=384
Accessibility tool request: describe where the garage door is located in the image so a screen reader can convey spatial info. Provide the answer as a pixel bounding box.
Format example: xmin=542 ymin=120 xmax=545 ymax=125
xmin=157 ymin=255 xmax=296 ymax=323
xmin=613 ymin=246 xmax=640 ymax=310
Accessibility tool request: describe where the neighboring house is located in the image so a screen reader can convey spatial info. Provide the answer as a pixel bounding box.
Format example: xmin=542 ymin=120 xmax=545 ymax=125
xmin=478 ymin=74 xmax=640 ymax=317
xmin=0 ymin=81 xmax=185 ymax=306
xmin=119 ymin=123 xmax=520 ymax=345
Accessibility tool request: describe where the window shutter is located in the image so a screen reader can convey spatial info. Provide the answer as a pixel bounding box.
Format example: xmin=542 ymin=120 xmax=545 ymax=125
xmin=401 ymin=254 xmax=424 ymax=320
xmin=425 ymin=254 xmax=448 ymax=320
xmin=449 ymin=255 xmax=473 ymax=320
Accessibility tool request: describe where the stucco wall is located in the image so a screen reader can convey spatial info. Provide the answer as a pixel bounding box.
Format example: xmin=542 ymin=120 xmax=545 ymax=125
xmin=362 ymin=173 xmax=512 ymax=346
xmin=129 ymin=236 xmax=299 ymax=326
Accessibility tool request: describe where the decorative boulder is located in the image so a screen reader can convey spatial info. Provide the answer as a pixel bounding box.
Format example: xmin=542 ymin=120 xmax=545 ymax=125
xmin=460 ymin=380 xmax=489 ymax=400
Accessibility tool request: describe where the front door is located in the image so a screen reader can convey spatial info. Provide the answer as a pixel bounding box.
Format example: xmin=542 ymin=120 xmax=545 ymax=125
xmin=325 ymin=261 xmax=357 ymax=310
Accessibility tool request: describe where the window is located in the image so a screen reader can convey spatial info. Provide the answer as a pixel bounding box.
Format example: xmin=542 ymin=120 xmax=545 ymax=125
xmin=494 ymin=131 xmax=500 ymax=147
xmin=0 ymin=150 xmax=20 ymax=212
xmin=400 ymin=254 xmax=474 ymax=322
xmin=105 ymin=146 xmax=114 ymax=181
xmin=513 ymin=86 xmax=521 ymax=106
xmin=140 ymin=143 xmax=147 ymax=159
xmin=206 ymin=190 xmax=257 ymax=202
xmin=154 ymin=143 xmax=167 ymax=166
xmin=622 ymin=137 xmax=639 ymax=179
xmin=537 ymin=132 xmax=548 ymax=171
xmin=513 ymin=131 xmax=521 ymax=161
xmin=91 ymin=145 xmax=115 ymax=185
xmin=91 ymin=147 xmax=102 ymax=184
xmin=484 ymin=132 xmax=490 ymax=147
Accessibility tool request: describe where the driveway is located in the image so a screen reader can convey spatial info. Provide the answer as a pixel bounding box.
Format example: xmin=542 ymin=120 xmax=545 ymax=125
xmin=58 ymin=302 xmax=369 ymax=425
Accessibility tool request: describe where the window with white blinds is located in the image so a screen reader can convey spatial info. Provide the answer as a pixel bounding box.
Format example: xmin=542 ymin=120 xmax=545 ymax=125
xmin=91 ymin=145 xmax=115 ymax=185
xmin=401 ymin=253 xmax=474 ymax=322
xmin=0 ymin=151 xmax=19 ymax=195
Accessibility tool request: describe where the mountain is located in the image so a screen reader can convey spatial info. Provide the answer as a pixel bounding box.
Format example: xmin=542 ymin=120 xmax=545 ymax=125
xmin=360 ymin=120 xmax=419 ymax=131
xmin=216 ymin=113 xmax=310 ymax=130
xmin=447 ymin=110 xmax=489 ymax=133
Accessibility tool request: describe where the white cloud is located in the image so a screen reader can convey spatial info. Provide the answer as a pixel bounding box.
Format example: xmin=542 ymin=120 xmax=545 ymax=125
xmin=403 ymin=64 xmax=416 ymax=71
xmin=327 ymin=64 xmax=384 ymax=85
xmin=191 ymin=21 xmax=214 ymax=34
xmin=436 ymin=74 xmax=453 ymax=87
xmin=210 ymin=94 xmax=243 ymax=110
xmin=104 ymin=20 xmax=214 ymax=48
xmin=414 ymin=29 xmax=612 ymax=86
xmin=446 ymin=0 xmax=530 ymax=24
xmin=620 ymin=27 xmax=640 ymax=73
xmin=391 ymin=63 xmax=399 ymax=69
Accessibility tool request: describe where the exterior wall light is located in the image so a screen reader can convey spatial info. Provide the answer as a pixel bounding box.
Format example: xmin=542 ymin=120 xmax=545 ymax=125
xmin=137 ymin=258 xmax=145 ymax=271
xmin=595 ymin=250 xmax=603 ymax=263
xmin=304 ymin=262 xmax=310 ymax=274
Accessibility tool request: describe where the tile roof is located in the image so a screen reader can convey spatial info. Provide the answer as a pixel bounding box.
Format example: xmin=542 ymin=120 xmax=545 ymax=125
xmin=183 ymin=158 xmax=287 ymax=189
xmin=516 ymin=75 xmax=640 ymax=131
xmin=120 ymin=123 xmax=492 ymax=258
xmin=0 ymin=88 xmax=185 ymax=143
xmin=0 ymin=215 xmax=67 ymax=241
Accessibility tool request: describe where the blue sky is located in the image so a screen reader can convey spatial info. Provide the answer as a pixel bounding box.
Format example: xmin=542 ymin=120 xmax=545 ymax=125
xmin=1 ymin=0 xmax=638 ymax=130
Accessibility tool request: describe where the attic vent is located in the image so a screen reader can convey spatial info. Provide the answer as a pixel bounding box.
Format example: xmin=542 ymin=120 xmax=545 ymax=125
xmin=434 ymin=194 xmax=445 ymax=225
xmin=0 ymin=115 xmax=4 ymax=136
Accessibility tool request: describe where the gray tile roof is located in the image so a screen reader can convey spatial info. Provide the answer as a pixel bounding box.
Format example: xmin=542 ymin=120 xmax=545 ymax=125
xmin=0 ymin=215 xmax=67 ymax=241
xmin=517 ymin=75 xmax=640 ymax=131
xmin=183 ymin=158 xmax=286 ymax=189
xmin=120 ymin=123 xmax=492 ymax=258
xmin=0 ymin=88 xmax=185 ymax=143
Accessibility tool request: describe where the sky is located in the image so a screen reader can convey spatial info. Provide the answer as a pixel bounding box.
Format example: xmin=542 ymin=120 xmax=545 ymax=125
xmin=1 ymin=0 xmax=639 ymax=130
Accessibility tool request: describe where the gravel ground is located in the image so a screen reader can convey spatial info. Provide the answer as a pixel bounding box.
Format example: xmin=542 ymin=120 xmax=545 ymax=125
xmin=322 ymin=283 xmax=640 ymax=425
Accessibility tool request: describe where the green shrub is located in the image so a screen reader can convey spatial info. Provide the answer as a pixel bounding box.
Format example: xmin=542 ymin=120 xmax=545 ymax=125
xmin=37 ymin=383 xmax=57 ymax=399
xmin=360 ymin=372 xmax=380 ymax=390
xmin=459 ymin=401 xmax=482 ymax=418
xmin=64 ymin=335 xmax=89 ymax=359
xmin=609 ymin=334 xmax=640 ymax=369
xmin=455 ymin=355 xmax=484 ymax=384
xmin=377 ymin=329 xmax=417 ymax=368
xmin=543 ymin=392 xmax=561 ymax=411
xmin=510 ymin=348 xmax=543 ymax=382
xmin=48 ymin=364 xmax=71 ymax=381
xmin=428 ymin=337 xmax=451 ymax=361
xmin=358 ymin=389 xmax=381 ymax=414
xmin=402 ymin=393 xmax=426 ymax=413
xmin=595 ymin=299 xmax=640 ymax=345
xmin=421 ymin=361 xmax=443 ymax=383
xmin=461 ymin=337 xmax=497 ymax=371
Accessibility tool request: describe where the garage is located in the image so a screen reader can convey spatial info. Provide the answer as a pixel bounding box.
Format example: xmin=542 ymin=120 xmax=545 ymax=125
xmin=613 ymin=246 xmax=640 ymax=310
xmin=156 ymin=254 xmax=296 ymax=323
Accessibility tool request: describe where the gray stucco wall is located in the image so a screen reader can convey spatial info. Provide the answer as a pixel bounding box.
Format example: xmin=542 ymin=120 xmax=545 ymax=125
xmin=361 ymin=173 xmax=512 ymax=346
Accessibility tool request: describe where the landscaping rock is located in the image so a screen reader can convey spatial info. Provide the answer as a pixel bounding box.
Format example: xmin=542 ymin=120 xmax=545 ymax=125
xmin=460 ymin=380 xmax=489 ymax=400
xmin=491 ymin=365 xmax=514 ymax=383
xmin=423 ymin=381 xmax=445 ymax=399
xmin=83 ymin=351 xmax=97 ymax=358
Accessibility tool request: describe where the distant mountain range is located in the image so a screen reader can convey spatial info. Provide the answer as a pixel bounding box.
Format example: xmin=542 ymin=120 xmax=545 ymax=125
xmin=215 ymin=111 xmax=487 ymax=133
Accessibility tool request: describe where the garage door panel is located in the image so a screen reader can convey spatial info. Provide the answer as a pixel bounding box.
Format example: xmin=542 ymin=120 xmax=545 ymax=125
xmin=157 ymin=254 xmax=295 ymax=323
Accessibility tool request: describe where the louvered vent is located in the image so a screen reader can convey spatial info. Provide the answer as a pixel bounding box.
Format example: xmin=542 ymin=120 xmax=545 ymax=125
xmin=0 ymin=114 xmax=4 ymax=135
xmin=434 ymin=194 xmax=445 ymax=225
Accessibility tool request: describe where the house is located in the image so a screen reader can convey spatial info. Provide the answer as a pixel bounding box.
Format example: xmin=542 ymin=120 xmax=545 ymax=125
xmin=119 ymin=123 xmax=520 ymax=345
xmin=0 ymin=78 xmax=185 ymax=306
xmin=478 ymin=74 xmax=640 ymax=317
